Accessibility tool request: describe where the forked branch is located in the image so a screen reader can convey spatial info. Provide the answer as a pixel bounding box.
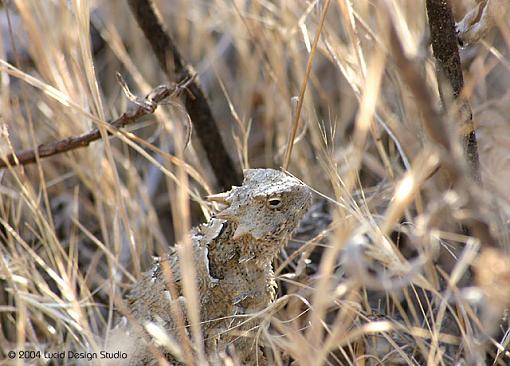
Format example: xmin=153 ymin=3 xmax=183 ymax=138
xmin=0 ymin=79 xmax=189 ymax=169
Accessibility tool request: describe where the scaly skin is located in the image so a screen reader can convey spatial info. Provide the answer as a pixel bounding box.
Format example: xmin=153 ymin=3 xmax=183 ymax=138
xmin=117 ymin=169 xmax=312 ymax=365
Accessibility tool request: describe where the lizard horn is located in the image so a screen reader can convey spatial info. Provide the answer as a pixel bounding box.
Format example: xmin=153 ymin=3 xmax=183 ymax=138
xmin=206 ymin=192 xmax=231 ymax=204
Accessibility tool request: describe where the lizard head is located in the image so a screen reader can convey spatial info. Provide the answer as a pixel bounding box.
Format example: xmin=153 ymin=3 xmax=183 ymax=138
xmin=211 ymin=169 xmax=312 ymax=242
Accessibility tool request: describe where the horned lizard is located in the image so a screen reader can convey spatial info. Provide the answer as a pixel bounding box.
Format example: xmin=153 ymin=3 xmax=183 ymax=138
xmin=111 ymin=168 xmax=312 ymax=365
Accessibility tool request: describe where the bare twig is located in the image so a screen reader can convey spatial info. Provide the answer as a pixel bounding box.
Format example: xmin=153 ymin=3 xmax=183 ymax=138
xmin=386 ymin=8 xmax=497 ymax=248
xmin=127 ymin=0 xmax=242 ymax=190
xmin=426 ymin=0 xmax=481 ymax=182
xmin=0 ymin=80 xmax=188 ymax=169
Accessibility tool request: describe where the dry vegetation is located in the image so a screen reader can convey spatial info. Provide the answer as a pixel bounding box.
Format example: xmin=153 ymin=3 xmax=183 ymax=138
xmin=1 ymin=0 xmax=510 ymax=365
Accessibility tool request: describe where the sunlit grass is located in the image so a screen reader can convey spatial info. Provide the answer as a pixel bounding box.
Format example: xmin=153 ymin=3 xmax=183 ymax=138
xmin=1 ymin=0 xmax=510 ymax=365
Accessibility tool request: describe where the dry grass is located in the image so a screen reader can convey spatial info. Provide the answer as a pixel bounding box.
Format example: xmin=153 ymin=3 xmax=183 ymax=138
xmin=1 ymin=0 xmax=510 ymax=365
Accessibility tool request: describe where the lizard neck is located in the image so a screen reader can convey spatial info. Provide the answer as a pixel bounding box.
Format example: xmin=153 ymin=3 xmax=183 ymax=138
xmin=205 ymin=220 xmax=281 ymax=311
xmin=206 ymin=220 xmax=286 ymax=280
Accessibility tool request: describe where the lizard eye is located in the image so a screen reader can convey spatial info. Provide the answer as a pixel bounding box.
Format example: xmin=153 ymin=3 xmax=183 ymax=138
xmin=266 ymin=196 xmax=282 ymax=209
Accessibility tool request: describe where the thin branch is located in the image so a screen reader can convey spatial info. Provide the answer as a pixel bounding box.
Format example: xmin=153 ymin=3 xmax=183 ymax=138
xmin=426 ymin=0 xmax=481 ymax=182
xmin=0 ymin=81 xmax=187 ymax=169
xmin=127 ymin=0 xmax=242 ymax=190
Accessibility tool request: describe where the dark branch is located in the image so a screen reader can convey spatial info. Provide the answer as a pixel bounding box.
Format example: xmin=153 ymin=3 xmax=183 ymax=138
xmin=127 ymin=0 xmax=242 ymax=190
xmin=0 ymin=82 xmax=183 ymax=169
xmin=387 ymin=10 xmax=496 ymax=249
xmin=425 ymin=0 xmax=481 ymax=182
